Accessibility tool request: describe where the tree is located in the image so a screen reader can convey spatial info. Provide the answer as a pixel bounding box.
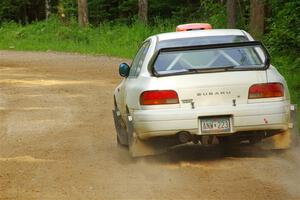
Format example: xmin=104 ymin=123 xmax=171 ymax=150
xmin=78 ymin=0 xmax=88 ymax=26
xmin=226 ymin=0 xmax=236 ymax=28
xmin=138 ymin=0 xmax=148 ymax=24
xmin=45 ymin=0 xmax=51 ymax=20
xmin=250 ymin=0 xmax=265 ymax=39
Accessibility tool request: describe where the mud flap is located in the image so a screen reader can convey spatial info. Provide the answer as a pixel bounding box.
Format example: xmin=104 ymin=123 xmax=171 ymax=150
xmin=112 ymin=109 xmax=128 ymax=145
xmin=126 ymin=116 xmax=180 ymax=157
xmin=262 ymin=104 xmax=299 ymax=149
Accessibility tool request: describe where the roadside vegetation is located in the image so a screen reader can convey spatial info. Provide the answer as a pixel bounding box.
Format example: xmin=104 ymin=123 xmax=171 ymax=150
xmin=0 ymin=0 xmax=299 ymax=115
xmin=0 ymin=18 xmax=173 ymax=58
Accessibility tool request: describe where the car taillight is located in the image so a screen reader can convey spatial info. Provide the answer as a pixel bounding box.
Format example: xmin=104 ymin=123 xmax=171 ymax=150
xmin=248 ymin=83 xmax=284 ymax=99
xmin=140 ymin=90 xmax=179 ymax=105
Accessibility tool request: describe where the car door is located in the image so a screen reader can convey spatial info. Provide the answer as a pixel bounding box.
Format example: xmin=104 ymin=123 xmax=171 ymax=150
xmin=119 ymin=41 xmax=151 ymax=117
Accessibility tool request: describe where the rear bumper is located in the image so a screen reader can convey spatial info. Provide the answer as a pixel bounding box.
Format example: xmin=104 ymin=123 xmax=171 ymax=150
xmin=132 ymin=101 xmax=291 ymax=139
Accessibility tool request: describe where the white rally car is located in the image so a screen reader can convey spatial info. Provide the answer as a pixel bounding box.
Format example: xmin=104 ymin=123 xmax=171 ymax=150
xmin=113 ymin=26 xmax=299 ymax=157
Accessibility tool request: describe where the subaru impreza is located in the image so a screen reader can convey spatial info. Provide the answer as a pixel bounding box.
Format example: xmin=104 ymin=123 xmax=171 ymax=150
xmin=113 ymin=27 xmax=298 ymax=157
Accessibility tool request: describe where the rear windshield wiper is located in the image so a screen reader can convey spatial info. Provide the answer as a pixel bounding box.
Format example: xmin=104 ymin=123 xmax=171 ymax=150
xmin=186 ymin=65 xmax=237 ymax=73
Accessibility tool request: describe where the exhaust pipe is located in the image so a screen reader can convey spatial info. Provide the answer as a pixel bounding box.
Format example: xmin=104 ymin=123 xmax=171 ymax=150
xmin=178 ymin=131 xmax=192 ymax=144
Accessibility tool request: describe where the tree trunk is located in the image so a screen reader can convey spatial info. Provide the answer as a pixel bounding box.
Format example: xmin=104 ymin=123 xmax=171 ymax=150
xmin=250 ymin=0 xmax=265 ymax=40
xmin=138 ymin=0 xmax=148 ymax=24
xmin=45 ymin=0 xmax=51 ymax=20
xmin=78 ymin=0 xmax=89 ymax=26
xmin=23 ymin=4 xmax=28 ymax=24
xmin=226 ymin=0 xmax=236 ymax=28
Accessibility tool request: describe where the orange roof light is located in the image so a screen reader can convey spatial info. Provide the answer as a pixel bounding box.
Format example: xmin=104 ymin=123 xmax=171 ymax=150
xmin=176 ymin=23 xmax=213 ymax=32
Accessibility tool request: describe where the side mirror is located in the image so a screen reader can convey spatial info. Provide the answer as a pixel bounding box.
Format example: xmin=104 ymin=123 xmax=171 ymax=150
xmin=119 ymin=63 xmax=130 ymax=77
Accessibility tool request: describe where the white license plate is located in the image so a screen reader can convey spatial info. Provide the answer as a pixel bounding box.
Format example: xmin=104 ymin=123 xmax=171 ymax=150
xmin=200 ymin=117 xmax=231 ymax=134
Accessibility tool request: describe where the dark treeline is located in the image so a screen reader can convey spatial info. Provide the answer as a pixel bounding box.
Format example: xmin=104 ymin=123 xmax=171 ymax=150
xmin=0 ymin=0 xmax=223 ymax=24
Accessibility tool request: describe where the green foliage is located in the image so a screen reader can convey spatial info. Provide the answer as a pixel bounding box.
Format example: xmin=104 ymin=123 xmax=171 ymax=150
xmin=199 ymin=0 xmax=226 ymax=28
xmin=58 ymin=0 xmax=77 ymax=19
xmin=0 ymin=17 xmax=173 ymax=58
xmin=265 ymin=1 xmax=300 ymax=55
xmin=0 ymin=0 xmax=227 ymax=25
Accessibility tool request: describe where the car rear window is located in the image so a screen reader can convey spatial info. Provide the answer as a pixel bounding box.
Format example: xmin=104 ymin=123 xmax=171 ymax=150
xmin=153 ymin=42 xmax=269 ymax=76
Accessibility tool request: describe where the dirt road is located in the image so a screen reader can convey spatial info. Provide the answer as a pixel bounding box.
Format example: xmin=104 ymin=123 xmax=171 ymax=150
xmin=0 ymin=51 xmax=300 ymax=200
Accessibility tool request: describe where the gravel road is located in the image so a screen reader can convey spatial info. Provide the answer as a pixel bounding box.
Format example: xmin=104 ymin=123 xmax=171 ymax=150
xmin=0 ymin=51 xmax=300 ymax=200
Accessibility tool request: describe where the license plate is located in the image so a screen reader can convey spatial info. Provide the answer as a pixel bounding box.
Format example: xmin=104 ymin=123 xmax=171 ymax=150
xmin=200 ymin=117 xmax=231 ymax=134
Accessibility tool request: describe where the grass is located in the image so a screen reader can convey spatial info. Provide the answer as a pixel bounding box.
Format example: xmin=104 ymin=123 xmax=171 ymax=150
xmin=0 ymin=17 xmax=299 ymax=120
xmin=0 ymin=18 xmax=174 ymax=58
